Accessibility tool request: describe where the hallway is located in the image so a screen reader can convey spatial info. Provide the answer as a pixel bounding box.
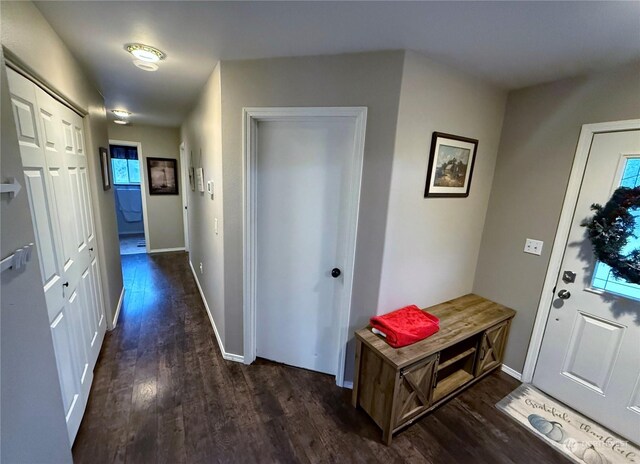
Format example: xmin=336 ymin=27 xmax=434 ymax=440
xmin=119 ymin=234 xmax=146 ymax=256
xmin=72 ymin=253 xmax=567 ymax=464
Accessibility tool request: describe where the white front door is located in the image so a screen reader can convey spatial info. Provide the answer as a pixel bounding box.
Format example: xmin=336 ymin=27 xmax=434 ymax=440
xmin=255 ymin=117 xmax=358 ymax=375
xmin=534 ymin=130 xmax=640 ymax=444
xmin=7 ymin=68 xmax=105 ymax=443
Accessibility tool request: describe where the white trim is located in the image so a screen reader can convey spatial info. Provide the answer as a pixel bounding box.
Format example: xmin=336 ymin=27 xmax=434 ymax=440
xmin=342 ymin=381 xmax=354 ymax=390
xmin=179 ymin=142 xmax=190 ymax=252
xmin=110 ymin=287 xmax=125 ymax=329
xmin=109 ymin=139 xmax=150 ymax=253
xmin=4 ymin=51 xmax=87 ymax=117
xmin=148 ymin=247 xmax=186 ymax=254
xmin=522 ymin=119 xmax=640 ymax=383
xmin=501 ymin=364 xmax=522 ymax=382
xmin=189 ymin=260 xmax=244 ymax=363
xmin=242 ymin=107 xmax=367 ymax=387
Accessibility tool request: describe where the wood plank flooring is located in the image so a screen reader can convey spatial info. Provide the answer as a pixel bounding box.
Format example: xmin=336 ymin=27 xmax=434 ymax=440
xmin=73 ymin=252 xmax=568 ymax=463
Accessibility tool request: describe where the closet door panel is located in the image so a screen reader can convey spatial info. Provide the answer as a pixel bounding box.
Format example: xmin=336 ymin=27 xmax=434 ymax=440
xmin=7 ymin=69 xmax=104 ymax=444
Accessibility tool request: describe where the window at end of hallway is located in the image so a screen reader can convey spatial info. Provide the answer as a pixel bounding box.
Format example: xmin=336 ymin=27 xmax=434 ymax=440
xmin=110 ymin=145 xmax=141 ymax=186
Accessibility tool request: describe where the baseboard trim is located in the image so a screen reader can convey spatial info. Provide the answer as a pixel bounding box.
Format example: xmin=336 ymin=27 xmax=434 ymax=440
xmin=501 ymin=364 xmax=522 ymax=381
xmin=148 ymin=247 xmax=186 ymax=254
xmin=342 ymin=380 xmax=353 ymax=390
xmin=188 ymin=260 xmax=244 ymax=363
xmin=111 ymin=287 xmax=125 ymax=329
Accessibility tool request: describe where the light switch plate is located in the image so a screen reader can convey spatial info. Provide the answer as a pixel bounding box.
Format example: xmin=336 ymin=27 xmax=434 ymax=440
xmin=524 ymin=238 xmax=543 ymax=256
xmin=207 ymin=180 xmax=214 ymax=198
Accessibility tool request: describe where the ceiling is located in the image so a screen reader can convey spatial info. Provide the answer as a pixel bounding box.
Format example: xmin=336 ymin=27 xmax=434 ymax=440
xmin=35 ymin=1 xmax=640 ymax=127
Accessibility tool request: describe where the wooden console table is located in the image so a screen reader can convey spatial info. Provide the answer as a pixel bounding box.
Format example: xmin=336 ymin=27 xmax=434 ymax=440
xmin=352 ymin=294 xmax=515 ymax=445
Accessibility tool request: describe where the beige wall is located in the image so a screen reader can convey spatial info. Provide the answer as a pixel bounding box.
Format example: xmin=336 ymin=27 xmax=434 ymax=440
xmin=1 ymin=56 xmax=73 ymax=464
xmin=474 ymin=61 xmax=640 ymax=373
xmin=1 ymin=0 xmax=123 ymax=326
xmin=180 ymin=64 xmax=226 ymax=346
xmin=108 ymin=123 xmax=184 ymax=251
xmin=378 ymin=51 xmax=507 ymax=312
xmin=219 ymin=51 xmax=405 ymax=356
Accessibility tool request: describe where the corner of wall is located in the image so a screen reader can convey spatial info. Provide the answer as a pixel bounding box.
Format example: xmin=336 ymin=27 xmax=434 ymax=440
xmin=180 ymin=59 xmax=230 ymax=355
xmin=376 ymin=49 xmax=508 ymax=316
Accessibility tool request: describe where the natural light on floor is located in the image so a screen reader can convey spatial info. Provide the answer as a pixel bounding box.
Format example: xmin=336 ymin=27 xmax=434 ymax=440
xmin=591 ymin=157 xmax=640 ymax=300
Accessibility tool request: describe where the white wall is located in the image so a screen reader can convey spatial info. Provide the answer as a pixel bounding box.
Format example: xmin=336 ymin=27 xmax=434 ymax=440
xmin=108 ymin=123 xmax=185 ymax=251
xmin=180 ymin=64 xmax=226 ymax=346
xmin=1 ymin=56 xmax=73 ymax=464
xmin=377 ymin=50 xmax=507 ymax=313
xmin=1 ymin=0 xmax=123 ymax=326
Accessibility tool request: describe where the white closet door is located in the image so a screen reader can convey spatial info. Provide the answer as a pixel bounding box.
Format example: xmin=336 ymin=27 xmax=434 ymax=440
xmin=7 ymin=68 xmax=104 ymax=444
xmin=57 ymin=103 xmax=105 ymax=367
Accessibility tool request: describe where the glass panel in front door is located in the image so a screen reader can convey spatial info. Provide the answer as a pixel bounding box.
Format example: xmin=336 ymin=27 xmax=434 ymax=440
xmin=591 ymin=156 xmax=640 ymax=300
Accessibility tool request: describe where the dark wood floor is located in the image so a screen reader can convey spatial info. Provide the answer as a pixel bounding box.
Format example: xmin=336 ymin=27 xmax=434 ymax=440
xmin=73 ymin=252 xmax=568 ymax=464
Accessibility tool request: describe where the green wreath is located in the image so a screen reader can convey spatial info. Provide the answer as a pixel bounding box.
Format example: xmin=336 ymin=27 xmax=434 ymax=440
xmin=581 ymin=186 xmax=640 ymax=285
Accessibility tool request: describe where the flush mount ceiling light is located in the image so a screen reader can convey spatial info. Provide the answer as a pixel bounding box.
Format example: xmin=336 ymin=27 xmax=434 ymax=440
xmin=111 ymin=109 xmax=131 ymax=118
xmin=125 ymin=43 xmax=166 ymax=63
xmin=133 ymin=60 xmax=159 ymax=72
xmin=113 ymin=119 xmax=129 ymax=125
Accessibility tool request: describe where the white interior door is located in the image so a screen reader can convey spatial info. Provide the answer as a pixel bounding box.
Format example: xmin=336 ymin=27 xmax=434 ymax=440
xmin=534 ymin=130 xmax=640 ymax=444
xmin=256 ymin=117 xmax=357 ymax=375
xmin=7 ymin=68 xmax=105 ymax=444
xmin=180 ymin=142 xmax=190 ymax=252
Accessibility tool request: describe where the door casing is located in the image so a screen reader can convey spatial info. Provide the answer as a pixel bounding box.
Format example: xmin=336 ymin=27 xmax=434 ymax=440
xmin=180 ymin=141 xmax=190 ymax=252
xmin=109 ymin=139 xmax=150 ymax=253
xmin=242 ymin=107 xmax=367 ymax=387
xmin=523 ymin=119 xmax=640 ymax=383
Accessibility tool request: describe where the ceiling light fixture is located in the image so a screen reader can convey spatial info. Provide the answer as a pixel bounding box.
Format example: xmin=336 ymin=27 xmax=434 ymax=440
xmin=113 ymin=119 xmax=129 ymax=125
xmin=111 ymin=109 xmax=131 ymax=118
xmin=125 ymin=43 xmax=166 ymax=63
xmin=133 ymin=60 xmax=159 ymax=72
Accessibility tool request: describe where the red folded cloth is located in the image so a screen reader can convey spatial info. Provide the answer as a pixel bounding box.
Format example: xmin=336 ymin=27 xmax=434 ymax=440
xmin=370 ymin=305 xmax=440 ymax=348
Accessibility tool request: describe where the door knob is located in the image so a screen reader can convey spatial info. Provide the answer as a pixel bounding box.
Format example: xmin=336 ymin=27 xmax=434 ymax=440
xmin=557 ymin=289 xmax=571 ymax=300
xmin=331 ymin=268 xmax=341 ymax=278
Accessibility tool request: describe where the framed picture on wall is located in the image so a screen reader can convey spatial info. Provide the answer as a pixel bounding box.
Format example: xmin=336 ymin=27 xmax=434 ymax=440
xmin=99 ymin=147 xmax=111 ymax=191
xmin=195 ymin=167 xmax=205 ymax=192
xmin=147 ymin=157 xmax=179 ymax=195
xmin=424 ymin=132 xmax=478 ymax=198
xmin=189 ymin=166 xmax=195 ymax=191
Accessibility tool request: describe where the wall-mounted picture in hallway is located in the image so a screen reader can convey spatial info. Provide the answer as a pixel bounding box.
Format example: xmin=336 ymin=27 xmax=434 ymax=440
xmin=99 ymin=147 xmax=111 ymax=191
xmin=147 ymin=157 xmax=179 ymax=195
xmin=424 ymin=132 xmax=478 ymax=198
xmin=189 ymin=166 xmax=195 ymax=191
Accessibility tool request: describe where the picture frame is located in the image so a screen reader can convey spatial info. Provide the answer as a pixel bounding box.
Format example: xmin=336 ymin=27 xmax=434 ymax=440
xmin=424 ymin=132 xmax=478 ymax=198
xmin=189 ymin=166 xmax=195 ymax=191
xmin=195 ymin=167 xmax=205 ymax=192
xmin=146 ymin=157 xmax=179 ymax=195
xmin=99 ymin=147 xmax=111 ymax=191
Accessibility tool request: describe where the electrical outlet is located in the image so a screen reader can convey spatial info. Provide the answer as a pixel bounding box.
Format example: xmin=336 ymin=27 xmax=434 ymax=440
xmin=199 ymin=262 xmax=204 ymax=274
xmin=524 ymin=238 xmax=543 ymax=256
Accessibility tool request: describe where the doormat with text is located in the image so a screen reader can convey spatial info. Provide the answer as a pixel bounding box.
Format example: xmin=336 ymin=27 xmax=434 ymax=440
xmin=496 ymin=384 xmax=638 ymax=464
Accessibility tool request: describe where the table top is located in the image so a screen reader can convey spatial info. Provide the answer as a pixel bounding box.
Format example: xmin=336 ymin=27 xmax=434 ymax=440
xmin=355 ymin=294 xmax=516 ymax=369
